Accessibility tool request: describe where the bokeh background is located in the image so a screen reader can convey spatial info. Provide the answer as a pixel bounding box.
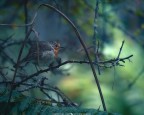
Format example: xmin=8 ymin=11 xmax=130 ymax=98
xmin=0 ymin=0 xmax=144 ymax=115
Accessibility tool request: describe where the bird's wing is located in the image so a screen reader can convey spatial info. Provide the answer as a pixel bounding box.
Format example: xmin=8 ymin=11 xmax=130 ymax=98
xmin=30 ymin=41 xmax=53 ymax=51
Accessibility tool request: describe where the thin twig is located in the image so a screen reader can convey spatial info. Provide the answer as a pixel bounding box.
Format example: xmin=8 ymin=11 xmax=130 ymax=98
xmin=112 ymin=66 xmax=116 ymax=90
xmin=41 ymin=90 xmax=56 ymax=102
xmin=117 ymin=40 xmax=125 ymax=59
xmin=1 ymin=34 xmax=14 ymax=45
xmin=0 ymin=50 xmax=15 ymax=64
xmin=100 ymin=15 xmax=142 ymax=45
xmin=96 ymin=41 xmax=101 ymax=74
xmin=128 ymin=66 xmax=144 ymax=89
xmin=99 ymin=55 xmax=133 ymax=64
xmin=0 ymin=12 xmax=37 ymax=27
xmin=16 ymin=83 xmax=78 ymax=107
xmin=4 ymin=26 xmax=33 ymax=114
xmin=0 ymin=71 xmax=7 ymax=81
xmin=24 ymin=0 xmax=28 ymax=34
xmin=93 ymin=0 xmax=101 ymax=75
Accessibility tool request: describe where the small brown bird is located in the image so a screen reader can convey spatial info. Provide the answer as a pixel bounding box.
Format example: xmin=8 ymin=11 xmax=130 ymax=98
xmin=14 ymin=41 xmax=61 ymax=68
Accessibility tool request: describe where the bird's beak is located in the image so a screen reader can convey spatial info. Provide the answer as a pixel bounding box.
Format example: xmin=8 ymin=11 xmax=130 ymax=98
xmin=59 ymin=46 xmax=65 ymax=51
xmin=60 ymin=46 xmax=65 ymax=49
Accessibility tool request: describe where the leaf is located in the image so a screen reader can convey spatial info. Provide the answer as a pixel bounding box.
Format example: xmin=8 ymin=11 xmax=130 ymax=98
xmin=32 ymin=104 xmax=43 ymax=115
xmin=19 ymin=96 xmax=34 ymax=112
xmin=26 ymin=104 xmax=45 ymax=115
xmin=41 ymin=106 xmax=50 ymax=115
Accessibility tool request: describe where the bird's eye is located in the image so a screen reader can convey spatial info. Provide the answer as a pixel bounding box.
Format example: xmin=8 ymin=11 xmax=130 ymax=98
xmin=56 ymin=43 xmax=60 ymax=47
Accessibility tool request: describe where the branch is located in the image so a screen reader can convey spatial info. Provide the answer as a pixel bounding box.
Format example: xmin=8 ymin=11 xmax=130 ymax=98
xmin=117 ymin=40 xmax=125 ymax=59
xmin=128 ymin=66 xmax=144 ymax=89
xmin=0 ymin=10 xmax=37 ymax=27
xmin=14 ymin=54 xmax=133 ymax=87
xmin=24 ymin=0 xmax=28 ymax=34
xmin=16 ymin=81 xmax=78 ymax=107
xmin=5 ymin=26 xmax=33 ymax=114
xmin=93 ymin=0 xmax=101 ymax=75
xmin=99 ymin=55 xmax=133 ymax=65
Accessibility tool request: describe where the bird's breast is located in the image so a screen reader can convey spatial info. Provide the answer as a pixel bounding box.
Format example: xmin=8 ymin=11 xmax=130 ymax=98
xmin=42 ymin=51 xmax=55 ymax=59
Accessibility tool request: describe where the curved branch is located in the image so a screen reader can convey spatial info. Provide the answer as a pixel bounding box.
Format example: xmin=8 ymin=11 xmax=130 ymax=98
xmin=37 ymin=4 xmax=107 ymax=111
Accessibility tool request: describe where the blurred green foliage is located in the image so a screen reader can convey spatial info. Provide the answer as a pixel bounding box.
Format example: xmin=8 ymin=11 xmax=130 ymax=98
xmin=0 ymin=0 xmax=144 ymax=115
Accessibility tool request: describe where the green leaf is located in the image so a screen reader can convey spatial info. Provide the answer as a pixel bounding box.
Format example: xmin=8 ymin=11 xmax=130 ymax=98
xmin=19 ymin=96 xmax=34 ymax=112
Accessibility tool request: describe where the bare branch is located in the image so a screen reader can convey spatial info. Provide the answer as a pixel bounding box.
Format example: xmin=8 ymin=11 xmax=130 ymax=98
xmin=5 ymin=26 xmax=33 ymax=114
xmin=128 ymin=66 xmax=144 ymax=89
xmin=117 ymin=40 xmax=125 ymax=59
xmin=0 ymin=12 xmax=37 ymax=27
xmin=93 ymin=0 xmax=101 ymax=75
xmin=14 ymin=54 xmax=133 ymax=88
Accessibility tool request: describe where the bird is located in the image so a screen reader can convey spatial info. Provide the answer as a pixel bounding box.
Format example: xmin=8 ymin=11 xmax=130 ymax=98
xmin=14 ymin=41 xmax=62 ymax=68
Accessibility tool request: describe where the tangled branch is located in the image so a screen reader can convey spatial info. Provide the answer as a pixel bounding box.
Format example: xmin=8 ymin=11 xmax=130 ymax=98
xmin=0 ymin=3 xmax=134 ymax=113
